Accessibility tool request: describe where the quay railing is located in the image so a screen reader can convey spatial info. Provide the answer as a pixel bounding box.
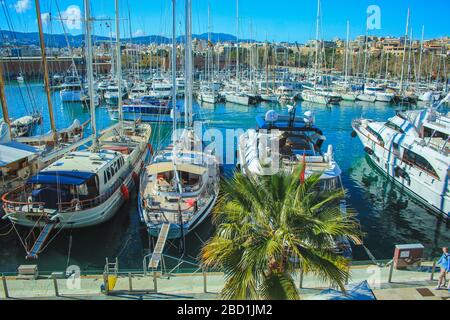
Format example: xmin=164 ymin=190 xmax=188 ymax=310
xmin=0 ymin=255 xmax=446 ymax=299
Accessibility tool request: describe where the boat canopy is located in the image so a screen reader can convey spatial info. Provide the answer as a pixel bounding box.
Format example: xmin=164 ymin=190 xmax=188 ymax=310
xmin=146 ymin=162 xmax=207 ymax=176
xmin=0 ymin=142 xmax=39 ymax=166
xmin=27 ymin=171 xmax=96 ymax=185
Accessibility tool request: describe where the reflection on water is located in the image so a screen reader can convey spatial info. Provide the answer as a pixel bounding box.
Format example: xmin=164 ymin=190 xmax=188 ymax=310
xmin=0 ymin=83 xmax=449 ymax=272
xmin=348 ymin=157 xmax=450 ymax=260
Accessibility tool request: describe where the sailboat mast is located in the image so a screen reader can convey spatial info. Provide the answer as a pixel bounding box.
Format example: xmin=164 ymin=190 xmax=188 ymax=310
xmin=362 ymin=25 xmax=369 ymax=80
xmin=344 ymin=20 xmax=349 ymax=85
xmin=84 ymin=0 xmax=97 ymax=147
xmin=236 ymin=0 xmax=239 ymax=91
xmin=265 ymin=42 xmax=269 ymax=94
xmin=399 ymin=8 xmax=410 ymax=93
xmin=115 ymin=0 xmax=124 ymax=130
xmin=184 ymin=0 xmax=193 ymax=127
xmin=207 ymin=1 xmax=211 ymax=84
xmin=313 ymin=0 xmax=320 ymax=90
xmin=171 ymin=0 xmax=177 ymax=134
xmin=0 ymin=62 xmax=11 ymax=136
xmin=35 ymin=0 xmax=56 ymax=141
xmin=417 ymin=25 xmax=424 ymax=88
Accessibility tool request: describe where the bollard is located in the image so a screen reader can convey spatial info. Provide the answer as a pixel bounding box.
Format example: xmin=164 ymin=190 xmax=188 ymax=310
xmin=388 ymin=262 xmax=394 ymax=283
xmin=53 ymin=274 xmax=59 ymax=296
xmin=431 ymin=260 xmax=436 ymax=281
xmin=2 ymin=274 xmax=9 ymax=299
xmin=299 ymin=269 xmax=304 ymax=289
xmin=128 ymin=273 xmax=133 ymax=292
xmin=203 ymin=270 xmax=207 ymax=293
xmin=153 ymin=271 xmax=158 ymax=293
xmin=103 ymin=273 xmax=109 ymax=295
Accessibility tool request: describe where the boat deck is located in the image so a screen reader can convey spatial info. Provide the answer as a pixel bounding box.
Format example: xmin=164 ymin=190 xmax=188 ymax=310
xmin=142 ymin=177 xmax=198 ymax=225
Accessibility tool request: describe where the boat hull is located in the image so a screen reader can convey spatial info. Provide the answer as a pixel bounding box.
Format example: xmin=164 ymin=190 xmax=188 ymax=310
xmin=142 ymin=193 xmax=217 ymax=240
xmin=352 ymin=123 xmax=450 ymax=217
xmin=225 ymin=93 xmax=250 ymax=106
xmin=4 ymin=143 xmax=149 ymax=229
xmin=300 ymin=91 xmax=332 ymax=105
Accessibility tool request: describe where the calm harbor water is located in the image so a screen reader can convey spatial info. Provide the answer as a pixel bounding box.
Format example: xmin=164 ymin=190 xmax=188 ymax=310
xmin=0 ymin=82 xmax=449 ymax=273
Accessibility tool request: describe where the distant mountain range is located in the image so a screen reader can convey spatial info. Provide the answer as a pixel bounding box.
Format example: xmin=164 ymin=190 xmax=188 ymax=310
xmin=0 ymin=30 xmax=254 ymax=47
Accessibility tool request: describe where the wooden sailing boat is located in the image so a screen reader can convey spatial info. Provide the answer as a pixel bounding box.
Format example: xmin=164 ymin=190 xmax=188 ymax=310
xmin=139 ymin=0 xmax=220 ymax=242
xmin=0 ymin=0 xmax=88 ymax=196
xmin=2 ymin=0 xmax=151 ymax=259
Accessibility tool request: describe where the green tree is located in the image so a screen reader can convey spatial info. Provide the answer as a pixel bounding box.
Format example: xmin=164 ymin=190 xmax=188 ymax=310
xmin=201 ymin=165 xmax=362 ymax=300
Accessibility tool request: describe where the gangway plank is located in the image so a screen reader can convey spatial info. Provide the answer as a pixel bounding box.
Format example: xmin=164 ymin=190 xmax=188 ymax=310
xmin=26 ymin=222 xmax=56 ymax=259
xmin=148 ymin=223 xmax=170 ymax=270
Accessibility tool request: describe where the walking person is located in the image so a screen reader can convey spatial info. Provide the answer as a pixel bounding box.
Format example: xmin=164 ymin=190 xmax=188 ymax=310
xmin=435 ymin=247 xmax=450 ymax=290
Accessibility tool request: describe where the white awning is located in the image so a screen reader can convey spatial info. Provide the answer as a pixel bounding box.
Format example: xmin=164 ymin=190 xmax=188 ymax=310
xmin=146 ymin=161 xmax=207 ymax=176
xmin=0 ymin=142 xmax=39 ymax=166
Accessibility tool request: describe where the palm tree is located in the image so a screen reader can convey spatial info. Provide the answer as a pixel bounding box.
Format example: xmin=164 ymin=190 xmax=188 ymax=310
xmin=201 ymin=164 xmax=362 ymax=300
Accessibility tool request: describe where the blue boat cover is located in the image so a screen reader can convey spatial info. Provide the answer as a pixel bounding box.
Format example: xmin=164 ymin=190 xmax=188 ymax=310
xmin=317 ymin=281 xmax=376 ymax=300
xmin=27 ymin=171 xmax=95 ymax=185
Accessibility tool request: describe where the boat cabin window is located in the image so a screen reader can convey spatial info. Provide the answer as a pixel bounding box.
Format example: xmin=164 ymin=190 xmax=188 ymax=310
xmin=402 ymin=149 xmax=438 ymax=177
xmin=155 ymin=170 xmax=202 ymax=192
xmin=103 ymin=157 xmax=124 ymax=184
xmin=366 ymin=126 xmax=385 ymax=147
xmin=423 ymin=126 xmax=448 ymax=140
xmin=31 ymin=175 xmax=99 ymax=209
xmin=385 ymin=121 xmax=405 ymax=134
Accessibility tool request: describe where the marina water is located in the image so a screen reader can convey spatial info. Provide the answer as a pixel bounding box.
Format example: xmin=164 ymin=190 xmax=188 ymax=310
xmin=0 ymin=82 xmax=449 ymax=272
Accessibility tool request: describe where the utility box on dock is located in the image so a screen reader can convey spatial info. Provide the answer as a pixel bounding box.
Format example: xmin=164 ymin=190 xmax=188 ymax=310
xmin=393 ymin=244 xmax=424 ymax=269
xmin=17 ymin=265 xmax=38 ymax=279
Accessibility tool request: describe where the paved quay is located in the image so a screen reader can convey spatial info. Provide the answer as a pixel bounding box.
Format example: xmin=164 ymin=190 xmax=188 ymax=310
xmin=1 ymin=261 xmax=450 ymax=300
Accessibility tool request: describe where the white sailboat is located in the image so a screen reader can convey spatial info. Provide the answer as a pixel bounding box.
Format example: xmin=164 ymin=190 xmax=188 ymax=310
xmin=225 ymin=0 xmax=251 ymax=106
xmin=300 ymin=0 xmax=334 ymax=105
xmin=139 ymin=0 xmax=219 ymax=240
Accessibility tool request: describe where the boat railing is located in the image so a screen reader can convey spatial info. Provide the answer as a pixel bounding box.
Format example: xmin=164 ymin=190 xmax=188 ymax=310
xmin=2 ymin=186 xmax=46 ymax=214
xmin=57 ymin=175 xmax=126 ymax=213
xmin=61 ymin=144 xmax=144 ymax=213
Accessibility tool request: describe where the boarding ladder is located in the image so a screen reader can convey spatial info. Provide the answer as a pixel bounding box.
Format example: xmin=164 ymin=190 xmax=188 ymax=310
xmin=148 ymin=223 xmax=170 ymax=270
xmin=26 ymin=222 xmax=56 ymax=259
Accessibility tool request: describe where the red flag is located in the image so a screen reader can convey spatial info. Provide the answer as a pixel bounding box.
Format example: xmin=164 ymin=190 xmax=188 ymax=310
xmin=300 ymin=154 xmax=306 ymax=184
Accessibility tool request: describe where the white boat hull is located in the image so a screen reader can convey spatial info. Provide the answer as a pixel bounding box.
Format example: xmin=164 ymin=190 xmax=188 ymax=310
xmin=352 ymin=124 xmax=450 ymax=217
xmin=225 ymin=93 xmax=250 ymax=106
xmin=301 ymin=91 xmax=331 ymax=105
xmin=357 ymin=94 xmax=377 ymax=103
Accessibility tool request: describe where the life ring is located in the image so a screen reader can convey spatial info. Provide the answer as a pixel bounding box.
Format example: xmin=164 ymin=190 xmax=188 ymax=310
xmin=121 ymin=184 xmax=130 ymax=201
xmin=147 ymin=143 xmax=154 ymax=156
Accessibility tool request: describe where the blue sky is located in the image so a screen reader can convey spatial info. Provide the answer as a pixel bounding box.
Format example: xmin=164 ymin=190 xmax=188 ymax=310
xmin=1 ymin=0 xmax=449 ymax=43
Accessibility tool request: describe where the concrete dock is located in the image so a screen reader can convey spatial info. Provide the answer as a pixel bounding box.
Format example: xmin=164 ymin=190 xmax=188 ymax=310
xmin=1 ymin=260 xmax=449 ymax=300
